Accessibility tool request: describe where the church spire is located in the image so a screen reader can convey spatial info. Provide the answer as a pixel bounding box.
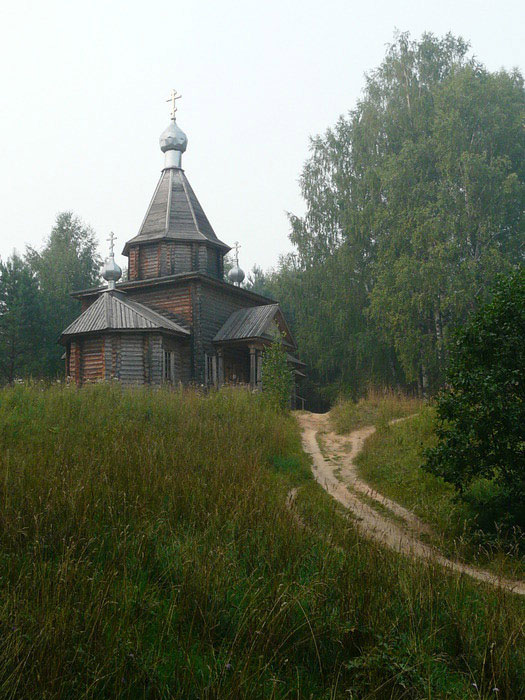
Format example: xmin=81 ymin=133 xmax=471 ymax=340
xmin=159 ymin=89 xmax=188 ymax=169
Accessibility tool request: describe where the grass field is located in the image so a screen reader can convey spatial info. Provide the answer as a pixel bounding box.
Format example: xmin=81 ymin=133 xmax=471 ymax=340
xmin=0 ymin=384 xmax=524 ymax=698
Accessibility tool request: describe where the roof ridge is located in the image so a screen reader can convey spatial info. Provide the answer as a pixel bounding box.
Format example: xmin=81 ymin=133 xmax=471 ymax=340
xmin=165 ymin=168 xmax=173 ymax=234
xmin=105 ymin=292 xmax=112 ymax=328
xmin=179 ymin=169 xmax=202 ymax=236
xmin=112 ymin=294 xmax=152 ymax=326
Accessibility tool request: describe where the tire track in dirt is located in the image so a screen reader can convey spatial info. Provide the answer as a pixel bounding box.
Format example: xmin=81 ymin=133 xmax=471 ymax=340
xmin=296 ymin=411 xmax=525 ymax=596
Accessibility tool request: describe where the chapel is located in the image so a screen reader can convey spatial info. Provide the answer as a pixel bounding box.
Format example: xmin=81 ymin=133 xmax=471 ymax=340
xmin=60 ymin=92 xmax=304 ymax=396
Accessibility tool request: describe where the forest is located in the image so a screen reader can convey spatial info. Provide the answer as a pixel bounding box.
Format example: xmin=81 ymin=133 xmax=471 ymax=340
xmin=1 ymin=33 xmax=524 ymax=402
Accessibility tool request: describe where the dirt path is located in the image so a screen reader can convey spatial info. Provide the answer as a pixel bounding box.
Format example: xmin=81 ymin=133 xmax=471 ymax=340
xmin=296 ymin=411 xmax=525 ymax=596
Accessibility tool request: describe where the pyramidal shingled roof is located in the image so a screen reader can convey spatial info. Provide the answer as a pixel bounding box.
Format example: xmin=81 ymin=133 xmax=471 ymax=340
xmin=122 ymin=168 xmax=230 ymax=255
xmin=60 ymin=291 xmax=190 ymax=339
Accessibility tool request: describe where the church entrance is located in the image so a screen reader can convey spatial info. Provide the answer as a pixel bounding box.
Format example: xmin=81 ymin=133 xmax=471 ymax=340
xmin=214 ymin=343 xmax=263 ymax=390
xmin=223 ymin=346 xmax=250 ymax=384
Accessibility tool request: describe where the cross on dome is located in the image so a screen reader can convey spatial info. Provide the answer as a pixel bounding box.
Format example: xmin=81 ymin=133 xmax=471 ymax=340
xmin=228 ymin=241 xmax=245 ymax=286
xmin=101 ymin=232 xmax=122 ymax=290
xmin=233 ymin=241 xmax=241 ymax=265
xmin=166 ymin=89 xmax=182 ymax=119
xmin=107 ymin=231 xmax=117 ymax=257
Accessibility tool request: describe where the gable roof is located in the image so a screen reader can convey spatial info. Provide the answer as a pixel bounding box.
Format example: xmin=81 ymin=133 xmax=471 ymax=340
xmin=122 ymin=168 xmax=230 ymax=255
xmin=213 ymin=304 xmax=296 ymax=348
xmin=60 ymin=291 xmax=190 ymax=341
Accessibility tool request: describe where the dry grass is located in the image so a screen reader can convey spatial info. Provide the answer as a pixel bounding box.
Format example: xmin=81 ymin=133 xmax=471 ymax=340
xmin=330 ymin=388 xmax=423 ymax=435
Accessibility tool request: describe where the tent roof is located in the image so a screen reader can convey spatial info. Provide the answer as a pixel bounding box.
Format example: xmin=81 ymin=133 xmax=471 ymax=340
xmin=123 ymin=168 xmax=230 ymax=254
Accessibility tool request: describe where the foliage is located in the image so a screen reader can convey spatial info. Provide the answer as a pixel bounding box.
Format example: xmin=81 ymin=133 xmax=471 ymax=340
xmin=0 ymin=384 xmax=523 ymax=698
xmin=423 ymin=269 xmax=525 ymax=531
xmin=261 ymin=335 xmax=294 ymax=410
xmin=26 ymin=212 xmax=101 ymax=376
xmin=254 ymin=32 xmax=525 ymax=398
xmin=0 ymin=254 xmax=42 ymax=382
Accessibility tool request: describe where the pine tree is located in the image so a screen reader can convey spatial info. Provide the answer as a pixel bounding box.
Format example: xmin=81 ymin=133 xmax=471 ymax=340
xmin=0 ymin=254 xmax=42 ymax=383
xmin=26 ymin=212 xmax=101 ymax=376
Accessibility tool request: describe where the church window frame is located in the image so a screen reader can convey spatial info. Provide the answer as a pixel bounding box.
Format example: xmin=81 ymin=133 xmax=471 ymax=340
xmin=163 ymin=349 xmax=174 ymax=383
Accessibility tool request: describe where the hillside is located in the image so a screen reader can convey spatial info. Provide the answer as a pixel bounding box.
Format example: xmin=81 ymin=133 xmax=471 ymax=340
xmin=0 ymin=385 xmax=523 ymax=699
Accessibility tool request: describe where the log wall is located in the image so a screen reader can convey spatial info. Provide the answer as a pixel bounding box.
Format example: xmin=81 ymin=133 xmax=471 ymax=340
xmin=118 ymin=334 xmax=146 ymax=384
xmin=80 ymin=337 xmax=105 ymax=383
xmin=138 ymin=244 xmax=160 ymax=279
xmin=127 ymin=241 xmax=223 ymax=281
xmin=128 ymin=285 xmax=192 ymax=325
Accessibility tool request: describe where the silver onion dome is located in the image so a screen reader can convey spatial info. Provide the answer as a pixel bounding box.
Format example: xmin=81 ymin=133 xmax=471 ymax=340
xmin=228 ymin=264 xmax=245 ymax=286
xmin=101 ymin=232 xmax=122 ymax=290
xmin=101 ymin=257 xmax=122 ymax=290
xmin=160 ymin=89 xmax=187 ymax=169
xmin=159 ymin=119 xmax=188 ymax=154
xmin=160 ymin=119 xmax=187 ymax=169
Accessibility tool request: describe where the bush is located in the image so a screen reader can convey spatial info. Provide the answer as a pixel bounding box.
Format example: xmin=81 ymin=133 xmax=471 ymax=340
xmin=261 ymin=336 xmax=294 ymax=410
xmin=423 ymin=270 xmax=525 ymax=530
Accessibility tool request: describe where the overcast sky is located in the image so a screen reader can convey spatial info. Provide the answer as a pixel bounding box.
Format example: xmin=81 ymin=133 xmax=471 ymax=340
xmin=1 ymin=0 xmax=523 ymax=274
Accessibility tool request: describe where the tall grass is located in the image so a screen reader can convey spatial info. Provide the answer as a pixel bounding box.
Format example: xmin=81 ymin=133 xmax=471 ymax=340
xmin=0 ymin=384 xmax=523 ymax=698
xmin=330 ymin=389 xmax=423 ymax=434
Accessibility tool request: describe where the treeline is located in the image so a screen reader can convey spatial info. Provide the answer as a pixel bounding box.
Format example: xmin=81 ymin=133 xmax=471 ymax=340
xmin=247 ymin=32 xmax=525 ymax=404
xmin=0 ymin=213 xmax=100 ymax=382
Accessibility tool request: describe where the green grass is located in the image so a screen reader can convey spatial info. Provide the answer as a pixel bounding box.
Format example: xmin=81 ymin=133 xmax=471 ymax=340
xmin=354 ymin=407 xmax=525 ymax=578
xmin=0 ymin=384 xmax=523 ymax=699
xmin=330 ymin=390 xmax=423 ymax=434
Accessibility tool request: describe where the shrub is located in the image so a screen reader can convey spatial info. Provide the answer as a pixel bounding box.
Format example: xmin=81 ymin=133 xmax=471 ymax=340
xmin=261 ymin=336 xmax=294 ymax=410
xmin=423 ymin=270 xmax=525 ymax=530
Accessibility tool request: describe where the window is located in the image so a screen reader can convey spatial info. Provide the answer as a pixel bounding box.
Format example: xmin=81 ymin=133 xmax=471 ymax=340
xmin=163 ymin=350 xmax=173 ymax=382
xmin=205 ymin=353 xmax=216 ymax=386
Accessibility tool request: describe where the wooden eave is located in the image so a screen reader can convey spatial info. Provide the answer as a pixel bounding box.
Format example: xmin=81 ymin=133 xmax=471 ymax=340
xmin=213 ymin=336 xmax=295 ymax=350
xmin=59 ymin=327 xmax=189 ymax=346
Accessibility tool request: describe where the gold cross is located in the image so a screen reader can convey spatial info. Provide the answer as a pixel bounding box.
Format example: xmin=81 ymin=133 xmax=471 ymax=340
xmin=166 ymin=89 xmax=182 ymax=119
xmin=107 ymin=232 xmax=117 ymax=256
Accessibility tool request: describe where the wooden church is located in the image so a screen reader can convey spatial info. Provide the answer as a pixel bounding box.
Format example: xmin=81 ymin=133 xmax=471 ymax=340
xmin=60 ymin=92 xmax=304 ymax=393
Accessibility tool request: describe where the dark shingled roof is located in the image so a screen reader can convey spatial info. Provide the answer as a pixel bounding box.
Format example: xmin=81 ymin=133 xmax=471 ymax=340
xmin=60 ymin=291 xmax=190 ymax=340
xmin=213 ymin=304 xmax=296 ymax=348
xmin=122 ymin=168 xmax=230 ymax=255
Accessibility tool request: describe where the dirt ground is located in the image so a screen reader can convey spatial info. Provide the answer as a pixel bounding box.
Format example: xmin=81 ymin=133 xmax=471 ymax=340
xmin=296 ymin=411 xmax=525 ymax=596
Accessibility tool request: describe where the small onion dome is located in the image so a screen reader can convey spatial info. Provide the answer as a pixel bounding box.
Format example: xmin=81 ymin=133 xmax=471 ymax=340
xmin=101 ymin=256 xmax=122 ymax=289
xmin=159 ymin=119 xmax=188 ymax=154
xmin=228 ymin=264 xmax=245 ymax=286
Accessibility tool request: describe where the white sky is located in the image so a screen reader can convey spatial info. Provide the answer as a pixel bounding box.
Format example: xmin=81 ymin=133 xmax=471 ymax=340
xmin=1 ymin=0 xmax=523 ymax=274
